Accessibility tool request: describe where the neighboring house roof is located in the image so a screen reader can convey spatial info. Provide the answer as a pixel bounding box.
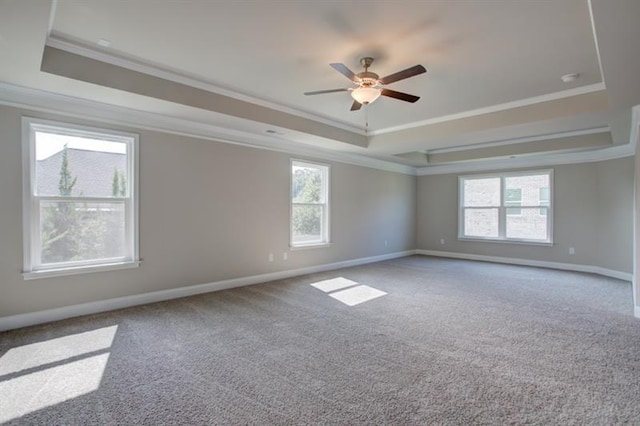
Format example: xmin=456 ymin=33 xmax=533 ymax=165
xmin=37 ymin=148 xmax=126 ymax=197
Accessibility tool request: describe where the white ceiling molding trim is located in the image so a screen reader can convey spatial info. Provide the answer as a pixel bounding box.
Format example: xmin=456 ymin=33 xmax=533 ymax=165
xmin=0 ymin=82 xmax=415 ymax=176
xmin=587 ymin=0 xmax=606 ymax=88
xmin=418 ymin=107 xmax=638 ymax=176
xmin=427 ymin=127 xmax=611 ymax=154
xmin=44 ymin=35 xmax=606 ymax=140
xmin=417 ymin=144 xmax=634 ymax=176
xmin=46 ymin=0 xmax=57 ymax=37
xmin=370 ymin=83 xmax=606 ymax=136
xmin=45 ymin=36 xmax=365 ymax=136
xmin=1 ymin=82 xmax=634 ymax=178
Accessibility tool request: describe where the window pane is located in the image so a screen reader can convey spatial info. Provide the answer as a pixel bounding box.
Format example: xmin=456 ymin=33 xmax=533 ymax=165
xmin=292 ymin=165 xmax=323 ymax=203
xmin=506 ymin=207 xmax=548 ymax=240
xmin=463 ymin=178 xmax=500 ymax=206
xmin=40 ymin=201 xmax=126 ymax=264
xmin=539 ymin=187 xmax=550 ymax=215
xmin=35 ymin=132 xmax=128 ymax=198
xmin=505 ymin=188 xmax=522 ymax=216
xmin=505 ymin=174 xmax=549 ymax=207
xmin=291 ymin=204 xmax=323 ymax=244
xmin=464 ymin=208 xmax=499 ymax=238
xmin=539 ymin=187 xmax=550 ymax=202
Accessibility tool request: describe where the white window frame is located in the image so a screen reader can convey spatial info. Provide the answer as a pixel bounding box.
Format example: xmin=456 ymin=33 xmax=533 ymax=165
xmin=290 ymin=159 xmax=330 ymax=249
xmin=458 ymin=169 xmax=553 ymax=245
xmin=22 ymin=117 xmax=140 ymax=279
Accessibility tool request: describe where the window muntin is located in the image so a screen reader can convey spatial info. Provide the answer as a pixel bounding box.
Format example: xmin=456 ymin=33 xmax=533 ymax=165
xmin=23 ymin=118 xmax=138 ymax=276
xmin=459 ymin=170 xmax=552 ymax=244
xmin=290 ymin=160 xmax=329 ymax=247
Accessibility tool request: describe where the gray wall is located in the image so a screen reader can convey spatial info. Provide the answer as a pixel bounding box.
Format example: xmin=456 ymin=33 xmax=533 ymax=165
xmin=0 ymin=105 xmax=416 ymax=317
xmin=417 ymin=158 xmax=634 ymax=273
xmin=0 ymin=102 xmax=634 ymax=320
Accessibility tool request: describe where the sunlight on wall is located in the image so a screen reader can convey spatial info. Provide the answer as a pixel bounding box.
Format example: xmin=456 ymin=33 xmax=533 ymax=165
xmin=0 ymin=325 xmax=118 ymax=423
xmin=311 ymin=277 xmax=387 ymax=306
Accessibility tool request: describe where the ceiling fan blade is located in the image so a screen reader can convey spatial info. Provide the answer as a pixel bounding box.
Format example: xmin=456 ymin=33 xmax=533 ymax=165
xmin=304 ymin=88 xmax=349 ymax=95
xmin=381 ymin=89 xmax=420 ymax=103
xmin=330 ymin=63 xmax=358 ymax=82
xmin=350 ymin=100 xmax=362 ymax=111
xmin=379 ymin=65 xmax=426 ymax=85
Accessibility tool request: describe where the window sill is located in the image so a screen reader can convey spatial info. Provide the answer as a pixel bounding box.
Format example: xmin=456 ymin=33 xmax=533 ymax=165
xmin=23 ymin=260 xmax=141 ymax=280
xmin=457 ymin=237 xmax=553 ymax=247
xmin=290 ymin=242 xmax=332 ymax=251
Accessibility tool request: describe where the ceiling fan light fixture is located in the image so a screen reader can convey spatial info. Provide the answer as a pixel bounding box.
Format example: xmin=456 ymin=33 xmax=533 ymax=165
xmin=351 ymin=87 xmax=381 ymax=105
xmin=305 ymin=58 xmax=426 ymax=111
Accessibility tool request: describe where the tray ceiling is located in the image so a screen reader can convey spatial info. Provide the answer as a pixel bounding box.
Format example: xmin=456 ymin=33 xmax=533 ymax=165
xmin=1 ymin=0 xmax=638 ymax=170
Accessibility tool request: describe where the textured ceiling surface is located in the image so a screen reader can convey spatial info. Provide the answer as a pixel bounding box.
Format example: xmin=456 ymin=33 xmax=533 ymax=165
xmin=50 ymin=0 xmax=601 ymax=131
xmin=0 ymin=0 xmax=638 ymax=169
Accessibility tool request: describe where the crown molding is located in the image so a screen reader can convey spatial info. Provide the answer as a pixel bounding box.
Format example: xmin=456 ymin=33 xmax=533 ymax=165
xmin=0 ymin=82 xmax=634 ymax=178
xmin=417 ymin=137 xmax=636 ymax=176
xmin=45 ymin=36 xmax=365 ymax=136
xmin=427 ymin=126 xmax=611 ymax=155
xmin=370 ymin=83 xmax=607 ymax=136
xmin=416 ymin=104 xmax=638 ymax=176
xmin=44 ymin=36 xmax=608 ymax=141
xmin=0 ymin=82 xmax=415 ymax=175
xmin=47 ymin=0 xmax=57 ymax=36
xmin=588 ymin=0 xmax=606 ymax=87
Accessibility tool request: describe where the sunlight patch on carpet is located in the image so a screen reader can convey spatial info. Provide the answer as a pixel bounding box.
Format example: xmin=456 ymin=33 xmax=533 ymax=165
xmin=329 ymin=285 xmax=387 ymax=306
xmin=0 ymin=325 xmax=118 ymax=423
xmin=311 ymin=277 xmax=359 ymax=293
xmin=0 ymin=325 xmax=117 ymax=376
xmin=311 ymin=277 xmax=387 ymax=306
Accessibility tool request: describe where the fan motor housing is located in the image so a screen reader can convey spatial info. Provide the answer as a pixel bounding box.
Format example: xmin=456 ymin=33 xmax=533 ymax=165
xmin=357 ymin=72 xmax=380 ymax=86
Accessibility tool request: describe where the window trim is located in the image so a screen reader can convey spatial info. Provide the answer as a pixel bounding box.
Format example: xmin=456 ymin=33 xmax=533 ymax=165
xmin=21 ymin=117 xmax=140 ymax=279
xmin=457 ymin=169 xmax=553 ymax=245
xmin=289 ymin=159 xmax=330 ymax=249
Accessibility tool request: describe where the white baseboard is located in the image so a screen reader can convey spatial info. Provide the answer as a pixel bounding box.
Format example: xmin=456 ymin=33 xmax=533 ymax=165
xmin=0 ymin=250 xmax=416 ymax=332
xmin=416 ymin=250 xmax=633 ymax=282
xmin=3 ymin=249 xmax=634 ymax=331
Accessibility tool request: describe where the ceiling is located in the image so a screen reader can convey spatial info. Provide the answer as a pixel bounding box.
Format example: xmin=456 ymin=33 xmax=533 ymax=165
xmin=1 ymin=0 xmax=639 ymax=172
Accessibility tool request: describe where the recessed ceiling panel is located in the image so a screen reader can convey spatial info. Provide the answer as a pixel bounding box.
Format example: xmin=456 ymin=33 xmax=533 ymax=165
xmin=51 ymin=0 xmax=601 ymax=132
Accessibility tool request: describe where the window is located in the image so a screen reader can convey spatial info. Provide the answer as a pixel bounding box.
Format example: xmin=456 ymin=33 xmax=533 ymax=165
xmin=290 ymin=160 xmax=329 ymax=247
xmin=458 ymin=170 xmax=552 ymax=244
xmin=22 ymin=118 xmax=139 ymax=278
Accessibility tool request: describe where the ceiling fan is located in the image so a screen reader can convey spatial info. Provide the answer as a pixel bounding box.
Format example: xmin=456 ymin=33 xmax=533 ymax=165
xmin=305 ymin=57 xmax=426 ymax=111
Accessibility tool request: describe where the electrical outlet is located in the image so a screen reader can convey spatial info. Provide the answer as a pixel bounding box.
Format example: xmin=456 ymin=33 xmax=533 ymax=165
xmin=283 ymin=252 xmax=288 ymax=260
xmin=268 ymin=253 xmax=274 ymax=262
xmin=384 ymin=240 xmax=388 ymax=247
xmin=440 ymin=238 xmax=445 ymax=245
xmin=569 ymin=247 xmax=575 ymax=255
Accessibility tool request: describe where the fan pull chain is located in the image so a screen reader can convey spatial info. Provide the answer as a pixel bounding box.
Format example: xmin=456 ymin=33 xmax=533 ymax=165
xmin=365 ymin=105 xmax=369 ymax=134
